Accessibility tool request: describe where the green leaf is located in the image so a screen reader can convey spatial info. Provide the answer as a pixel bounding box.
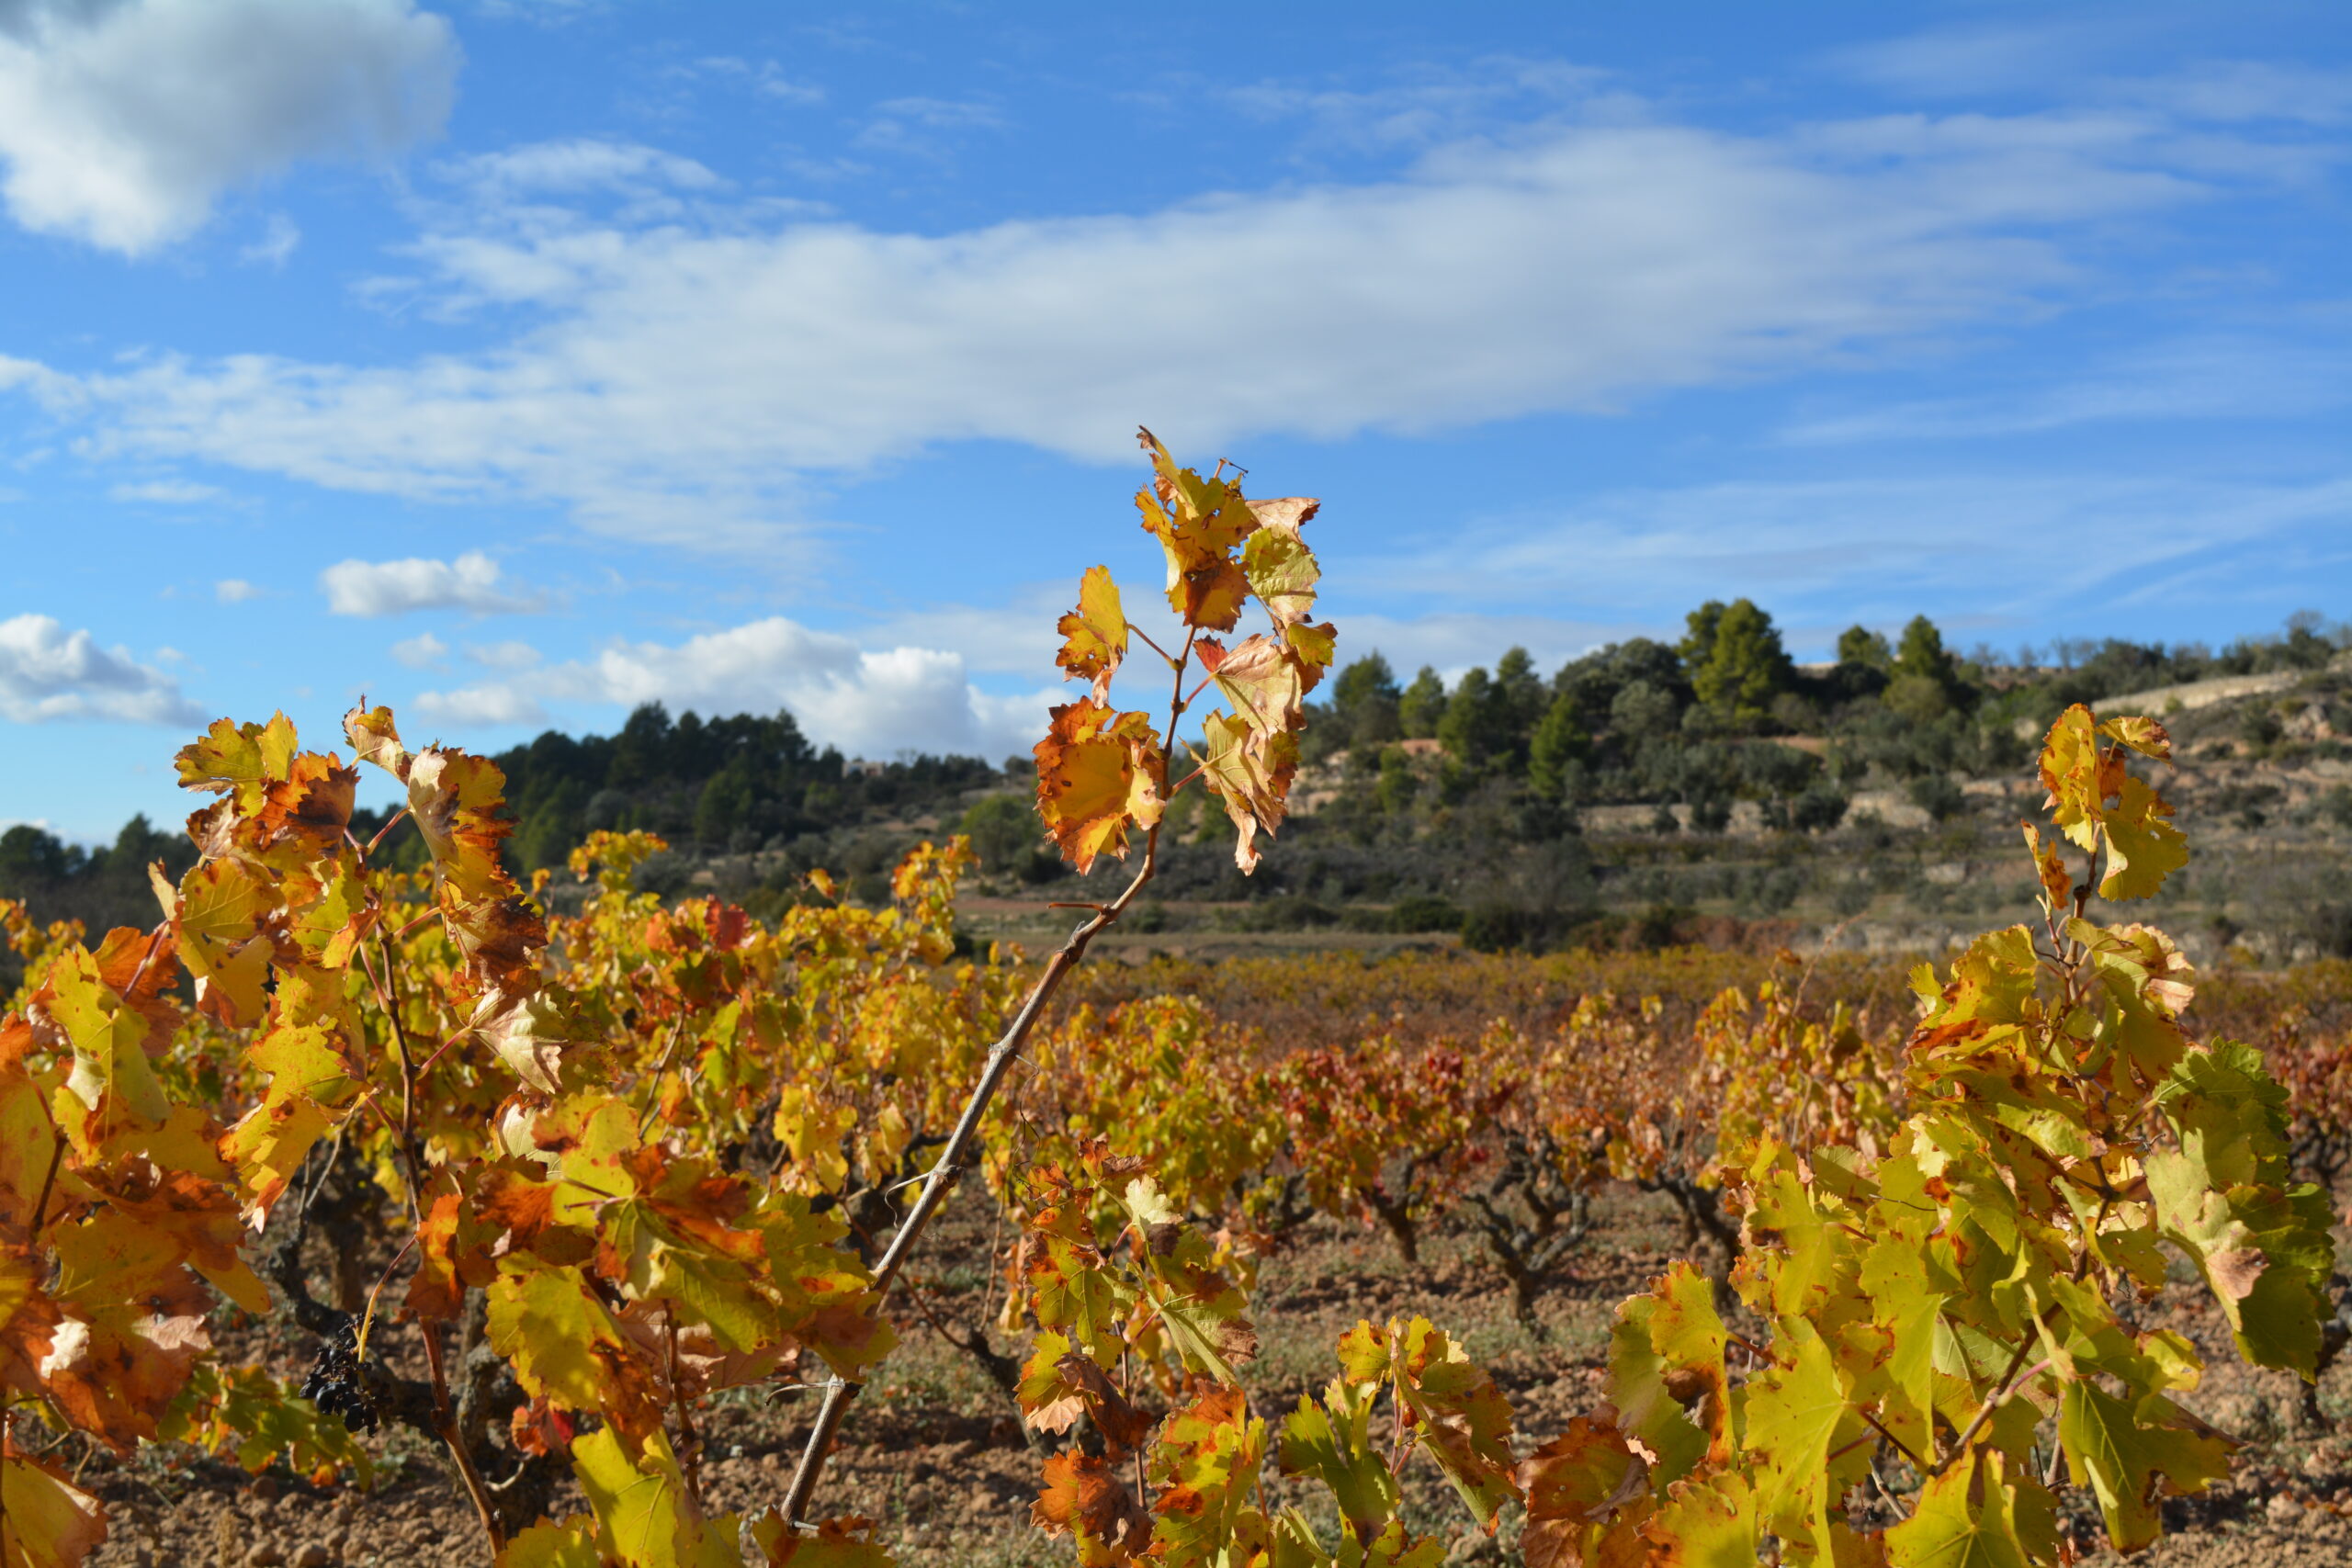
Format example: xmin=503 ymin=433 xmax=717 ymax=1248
xmin=1641 ymin=1470 xmax=1757 ymax=1568
xmin=1741 ymin=1318 xmax=1853 ymax=1556
xmin=571 ymin=1424 xmax=741 ymax=1568
xmin=1886 ymin=1450 xmax=2052 ymax=1568
xmin=2057 ymin=1380 xmax=2231 ymax=1553
xmin=1279 ymin=1377 xmax=1398 ymax=1546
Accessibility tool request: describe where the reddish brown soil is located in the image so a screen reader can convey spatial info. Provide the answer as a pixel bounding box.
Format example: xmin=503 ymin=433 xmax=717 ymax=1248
xmin=62 ymin=1190 xmax=2352 ymax=1568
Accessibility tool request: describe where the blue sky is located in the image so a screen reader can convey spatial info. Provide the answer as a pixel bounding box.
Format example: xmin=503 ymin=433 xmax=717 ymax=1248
xmin=0 ymin=0 xmax=2346 ymax=838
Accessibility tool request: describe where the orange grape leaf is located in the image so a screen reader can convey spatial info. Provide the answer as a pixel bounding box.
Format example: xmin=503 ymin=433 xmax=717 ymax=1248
xmin=1520 ymin=1416 xmax=1648 ymax=1568
xmin=1032 ymin=1450 xmax=1155 ymax=1557
xmin=1034 ymin=699 xmax=1164 ymax=874
xmin=1151 ymin=1387 xmax=1268 ymax=1568
xmin=743 ymin=1511 xmax=896 ymax=1567
xmin=2021 ymin=824 xmax=2073 ymax=912
xmin=1383 ymin=1316 xmax=1519 ymax=1529
xmin=1056 ymin=564 xmax=1130 ymax=703
xmin=255 ymin=751 xmax=357 ymax=854
xmin=406 ymin=748 xmax=521 ymax=902
xmin=42 ymin=1221 xmax=213 ymax=1450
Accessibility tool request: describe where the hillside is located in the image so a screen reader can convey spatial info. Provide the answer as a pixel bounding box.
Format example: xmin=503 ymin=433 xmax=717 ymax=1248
xmin=6 ymin=604 xmax=2349 ymax=970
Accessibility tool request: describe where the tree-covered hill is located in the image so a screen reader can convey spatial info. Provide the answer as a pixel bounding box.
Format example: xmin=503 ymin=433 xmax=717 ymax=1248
xmin=7 ymin=601 xmax=2349 ymax=968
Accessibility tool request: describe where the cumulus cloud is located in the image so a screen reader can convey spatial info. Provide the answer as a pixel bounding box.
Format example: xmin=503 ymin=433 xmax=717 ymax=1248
xmin=0 ymin=613 xmax=204 ymax=723
xmin=0 ymin=0 xmax=457 ymax=254
xmin=415 ymin=615 xmax=1053 ymax=760
xmin=9 ymin=94 xmax=2324 ymax=549
xmin=320 ymin=551 xmax=540 ymax=617
xmin=214 ymin=578 xmax=262 ymax=603
xmin=464 ymin=638 xmax=538 ymax=671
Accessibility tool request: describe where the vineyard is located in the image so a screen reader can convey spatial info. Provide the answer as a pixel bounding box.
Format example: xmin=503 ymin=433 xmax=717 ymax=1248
xmin=7 ymin=438 xmax=2352 ymax=1568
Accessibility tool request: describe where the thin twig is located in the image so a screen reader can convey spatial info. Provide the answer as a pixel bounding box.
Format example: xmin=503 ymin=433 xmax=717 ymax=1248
xmin=778 ymin=625 xmax=1198 ymax=1527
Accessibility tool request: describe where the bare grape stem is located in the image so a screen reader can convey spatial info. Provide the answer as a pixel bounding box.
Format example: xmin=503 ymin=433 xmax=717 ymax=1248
xmin=779 ymin=627 xmax=1197 ymax=1526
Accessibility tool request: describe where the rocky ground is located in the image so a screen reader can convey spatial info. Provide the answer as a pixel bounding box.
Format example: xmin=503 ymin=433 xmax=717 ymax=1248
xmin=56 ymin=1180 xmax=2352 ymax=1568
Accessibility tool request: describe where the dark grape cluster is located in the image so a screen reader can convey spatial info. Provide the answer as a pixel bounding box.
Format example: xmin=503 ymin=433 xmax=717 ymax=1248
xmin=299 ymin=1315 xmax=383 ymax=1435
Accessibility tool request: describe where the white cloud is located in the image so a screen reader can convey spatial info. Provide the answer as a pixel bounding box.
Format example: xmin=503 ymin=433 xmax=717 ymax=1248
xmin=465 ymin=637 xmax=538 ymax=671
xmin=390 ymin=631 xmax=447 ymax=669
xmin=0 ymin=614 xmax=205 ymax=724
xmin=1780 ymin=334 xmax=2352 ymax=445
xmin=438 ymin=138 xmax=720 ymax=199
xmin=1357 ymin=469 xmax=2352 ymax=641
xmin=109 ymin=477 xmax=222 ymax=503
xmin=320 ymin=551 xmax=540 ymax=616
xmin=416 ymin=615 xmax=1054 ymax=760
xmin=0 ymin=0 xmax=458 ymax=254
xmin=214 ymin=578 xmax=261 ymax=603
xmin=241 ymin=211 xmax=300 ymax=267
xmin=3 ymin=96 xmax=2335 ymax=547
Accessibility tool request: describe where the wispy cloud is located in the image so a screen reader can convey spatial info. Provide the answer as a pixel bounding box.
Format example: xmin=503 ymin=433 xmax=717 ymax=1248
xmin=1780 ymin=334 xmax=2352 ymax=445
xmin=109 ymin=477 xmax=224 ymax=503
xmin=10 ymin=97 xmax=2315 ymax=552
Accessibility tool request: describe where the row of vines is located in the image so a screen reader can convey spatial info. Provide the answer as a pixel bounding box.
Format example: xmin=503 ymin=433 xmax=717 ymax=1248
xmin=5 ymin=434 xmax=2351 ymax=1566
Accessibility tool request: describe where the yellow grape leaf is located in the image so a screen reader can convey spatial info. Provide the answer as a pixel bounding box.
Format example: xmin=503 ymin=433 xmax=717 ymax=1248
xmin=175 ymin=713 xmax=298 ymax=812
xmin=1278 ymin=1375 xmax=1397 ymax=1545
xmin=342 ymin=704 xmax=412 ymax=778
xmin=2036 ymin=705 xmax=2185 ymax=902
xmin=1196 ymin=710 xmax=1296 ymax=874
xmin=495 ymin=1517 xmax=605 ymax=1568
xmin=1638 ymin=1470 xmax=1757 ymax=1568
xmin=1239 ymin=498 xmax=1320 ymax=626
xmin=2099 ymin=771 xmax=2187 ymax=901
xmin=1197 ymin=634 xmax=1306 ymax=739
xmin=489 ymin=1259 xmax=636 ymax=1414
xmin=1136 ymin=427 xmax=1256 ymax=633
xmin=1887 ymin=1449 xmax=2056 ymax=1568
xmin=156 ymin=859 xmax=277 ymax=1029
xmin=1740 ymin=1318 xmax=1856 ymax=1558
xmin=571 ymin=1425 xmax=739 ymax=1568
xmin=45 ymin=947 xmax=170 ymax=1133
xmin=1055 ymin=564 xmax=1129 ymax=703
xmin=0 ymin=1444 xmax=108 ymax=1567
xmin=1285 ymin=618 xmax=1338 ymax=690
xmin=1034 ymin=699 xmax=1163 ymax=874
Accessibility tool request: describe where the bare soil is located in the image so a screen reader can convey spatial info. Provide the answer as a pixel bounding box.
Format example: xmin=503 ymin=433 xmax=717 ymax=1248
xmin=64 ymin=1189 xmax=2352 ymax=1568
